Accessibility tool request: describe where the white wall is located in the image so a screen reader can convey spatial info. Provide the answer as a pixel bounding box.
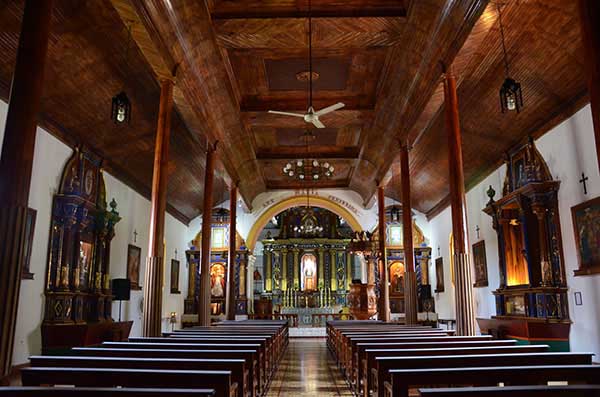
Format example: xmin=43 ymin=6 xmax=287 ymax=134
xmin=429 ymin=105 xmax=600 ymax=355
xmin=0 ymin=100 xmax=190 ymax=366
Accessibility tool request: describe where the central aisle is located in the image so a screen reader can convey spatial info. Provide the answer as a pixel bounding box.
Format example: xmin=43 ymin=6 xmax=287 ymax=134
xmin=266 ymin=338 xmax=354 ymax=396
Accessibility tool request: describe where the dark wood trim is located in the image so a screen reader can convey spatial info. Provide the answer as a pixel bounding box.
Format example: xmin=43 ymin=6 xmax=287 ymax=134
xmin=256 ymin=147 xmax=360 ymax=160
xmin=210 ymin=7 xmax=409 ymax=20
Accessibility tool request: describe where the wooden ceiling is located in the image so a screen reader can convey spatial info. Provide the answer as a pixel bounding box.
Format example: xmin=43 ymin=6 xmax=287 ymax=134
xmin=0 ymin=0 xmax=589 ymax=222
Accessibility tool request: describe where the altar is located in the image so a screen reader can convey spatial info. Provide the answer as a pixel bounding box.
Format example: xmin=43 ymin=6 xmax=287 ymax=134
xmin=282 ymin=307 xmax=336 ymax=327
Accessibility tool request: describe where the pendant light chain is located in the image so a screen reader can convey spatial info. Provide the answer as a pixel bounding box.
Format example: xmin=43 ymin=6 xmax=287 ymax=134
xmin=496 ymin=2 xmax=510 ymax=77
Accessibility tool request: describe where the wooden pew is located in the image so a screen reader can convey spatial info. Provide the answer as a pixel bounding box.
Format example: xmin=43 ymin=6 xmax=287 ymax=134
xmin=343 ymin=335 xmax=494 ymax=380
xmin=71 ymin=347 xmax=259 ymax=397
xmin=102 ymin=342 xmax=267 ymax=391
xmin=0 ymin=387 xmax=216 ymax=396
xmin=386 ymin=365 xmax=600 ymax=397
xmin=417 ymin=385 xmax=600 ymax=396
xmin=29 ymin=356 xmax=247 ymax=397
xmin=21 ymin=367 xmax=237 ymax=397
xmin=361 ymin=343 xmax=550 ymax=396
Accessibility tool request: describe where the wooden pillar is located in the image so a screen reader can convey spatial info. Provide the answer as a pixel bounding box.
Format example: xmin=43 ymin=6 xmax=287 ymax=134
xmin=377 ymin=186 xmax=390 ymax=322
xmin=264 ymin=248 xmax=272 ymax=292
xmin=443 ymin=66 xmax=476 ymax=336
xmin=198 ymin=143 xmax=217 ymax=326
xmin=142 ymin=79 xmax=174 ymax=336
xmin=0 ymin=0 xmax=53 ymax=380
xmin=579 ymin=0 xmax=600 ymax=173
xmin=225 ymin=185 xmax=237 ymax=320
xmin=400 ymin=145 xmax=418 ymax=325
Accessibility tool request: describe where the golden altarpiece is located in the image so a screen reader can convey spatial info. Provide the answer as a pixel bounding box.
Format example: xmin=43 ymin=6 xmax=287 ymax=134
xmin=374 ymin=206 xmax=433 ymax=314
xmin=478 ymin=138 xmax=570 ymax=349
xmin=183 ymin=209 xmax=249 ymax=324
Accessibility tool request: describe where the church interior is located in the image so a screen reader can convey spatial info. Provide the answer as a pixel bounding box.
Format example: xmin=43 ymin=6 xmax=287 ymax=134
xmin=1 ymin=0 xmax=600 ymax=395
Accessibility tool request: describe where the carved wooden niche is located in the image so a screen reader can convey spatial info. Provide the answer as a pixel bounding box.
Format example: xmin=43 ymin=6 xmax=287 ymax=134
xmin=484 ymin=137 xmax=568 ymax=321
xmin=44 ymin=147 xmax=121 ymax=325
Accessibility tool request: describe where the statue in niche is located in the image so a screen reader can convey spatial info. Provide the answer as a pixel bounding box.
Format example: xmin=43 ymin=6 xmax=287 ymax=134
xmin=210 ymin=263 xmax=226 ymax=297
xmin=301 ymin=253 xmax=317 ymax=291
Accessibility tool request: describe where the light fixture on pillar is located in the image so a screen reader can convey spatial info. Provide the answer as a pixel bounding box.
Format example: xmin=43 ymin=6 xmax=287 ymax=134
xmin=497 ymin=2 xmax=523 ymax=113
xmin=111 ymin=22 xmax=133 ymax=124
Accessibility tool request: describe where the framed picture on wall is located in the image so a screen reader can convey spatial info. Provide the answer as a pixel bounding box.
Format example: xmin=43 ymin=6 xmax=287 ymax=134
xmin=572 ymin=196 xmax=600 ymax=275
xmin=435 ymin=257 xmax=444 ymax=293
xmin=472 ymin=240 xmax=488 ymax=287
xmin=21 ymin=208 xmax=37 ymax=279
xmin=170 ymin=259 xmax=181 ymax=294
xmin=127 ymin=244 xmax=142 ymax=290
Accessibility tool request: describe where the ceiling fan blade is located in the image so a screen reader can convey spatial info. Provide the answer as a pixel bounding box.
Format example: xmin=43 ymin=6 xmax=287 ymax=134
xmin=314 ymin=102 xmax=345 ymax=116
xmin=268 ymin=110 xmax=305 ymax=118
xmin=312 ymin=118 xmax=326 ymax=129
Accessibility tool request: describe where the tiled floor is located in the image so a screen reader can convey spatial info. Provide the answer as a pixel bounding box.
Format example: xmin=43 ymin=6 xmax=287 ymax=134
xmin=266 ymin=338 xmax=354 ymax=396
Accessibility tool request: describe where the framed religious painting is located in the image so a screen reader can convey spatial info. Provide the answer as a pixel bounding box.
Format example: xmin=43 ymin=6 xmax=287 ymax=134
xmin=21 ymin=208 xmax=37 ymax=279
xmin=170 ymin=259 xmax=181 ymax=294
xmin=572 ymin=196 xmax=600 ymax=276
xmin=127 ymin=244 xmax=142 ymax=290
xmin=472 ymin=240 xmax=488 ymax=287
xmin=435 ymin=257 xmax=444 ymax=293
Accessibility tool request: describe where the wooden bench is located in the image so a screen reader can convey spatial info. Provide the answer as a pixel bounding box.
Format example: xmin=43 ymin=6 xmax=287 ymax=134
xmin=29 ymin=356 xmax=247 ymax=397
xmin=71 ymin=347 xmax=259 ymax=397
xmin=0 ymin=387 xmax=216 ymax=396
xmin=102 ymin=342 xmax=267 ymax=391
xmin=361 ymin=344 xmax=550 ymax=396
xmin=417 ymin=385 xmax=600 ymax=396
xmin=21 ymin=367 xmax=237 ymax=397
xmin=386 ymin=365 xmax=600 ymax=397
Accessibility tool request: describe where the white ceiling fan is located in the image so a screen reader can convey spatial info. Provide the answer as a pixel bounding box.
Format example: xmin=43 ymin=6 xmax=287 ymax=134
xmin=268 ymin=102 xmax=345 ymax=129
xmin=267 ymin=0 xmax=345 ymax=129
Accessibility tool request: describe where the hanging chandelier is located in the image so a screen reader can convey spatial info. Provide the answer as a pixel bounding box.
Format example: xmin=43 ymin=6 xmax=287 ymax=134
xmin=283 ymin=159 xmax=334 ymax=181
xmin=497 ymin=2 xmax=523 ymax=113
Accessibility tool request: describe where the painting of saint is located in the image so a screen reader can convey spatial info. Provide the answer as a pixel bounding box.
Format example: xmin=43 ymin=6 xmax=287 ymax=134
xmin=210 ymin=263 xmax=226 ymax=297
xmin=435 ymin=257 xmax=444 ymax=293
xmin=170 ymin=259 xmax=180 ymax=293
xmin=301 ymin=253 xmax=317 ymax=291
xmin=127 ymin=244 xmax=141 ymax=290
xmin=472 ymin=241 xmax=488 ymax=287
xmin=389 ymin=262 xmax=405 ymax=293
xmin=572 ymin=197 xmax=600 ymax=271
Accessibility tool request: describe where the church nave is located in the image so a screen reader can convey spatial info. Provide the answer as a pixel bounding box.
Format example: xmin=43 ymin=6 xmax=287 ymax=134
xmin=266 ymin=339 xmax=353 ymax=397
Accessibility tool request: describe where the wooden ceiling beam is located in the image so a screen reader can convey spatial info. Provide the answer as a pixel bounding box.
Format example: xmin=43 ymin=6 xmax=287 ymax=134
xmin=265 ymin=179 xmax=349 ymax=190
xmin=351 ymin=0 xmax=490 ymax=206
xmin=210 ymin=5 xmax=409 ymax=20
xmin=128 ymin=0 xmax=266 ymax=209
xmin=256 ymin=146 xmax=360 ymax=160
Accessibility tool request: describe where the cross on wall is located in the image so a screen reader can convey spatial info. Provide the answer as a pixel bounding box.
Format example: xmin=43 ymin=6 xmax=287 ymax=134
xmin=580 ymin=172 xmax=589 ymax=195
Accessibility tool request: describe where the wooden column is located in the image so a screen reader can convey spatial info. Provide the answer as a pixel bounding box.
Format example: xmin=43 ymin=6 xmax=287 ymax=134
xmin=579 ymin=0 xmax=600 ymax=173
xmin=198 ymin=143 xmax=217 ymax=326
xmin=400 ymin=145 xmax=418 ymax=325
xmin=346 ymin=252 xmax=353 ymax=290
xmin=0 ymin=0 xmax=53 ymax=380
xmin=264 ymin=249 xmax=272 ymax=292
xmin=142 ymin=79 xmax=174 ymax=337
xmin=377 ymin=186 xmax=390 ymax=322
xmin=443 ymin=66 xmax=476 ymax=336
xmin=225 ymin=185 xmax=237 ymax=320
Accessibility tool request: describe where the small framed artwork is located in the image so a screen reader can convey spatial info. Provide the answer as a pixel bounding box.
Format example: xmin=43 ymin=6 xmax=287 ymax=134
xmin=170 ymin=259 xmax=181 ymax=294
xmin=574 ymin=291 xmax=583 ymax=306
xmin=435 ymin=257 xmax=445 ymax=293
xmin=21 ymin=208 xmax=37 ymax=279
xmin=472 ymin=240 xmax=488 ymax=287
xmin=572 ymin=196 xmax=600 ymax=276
xmin=127 ymin=244 xmax=142 ymax=290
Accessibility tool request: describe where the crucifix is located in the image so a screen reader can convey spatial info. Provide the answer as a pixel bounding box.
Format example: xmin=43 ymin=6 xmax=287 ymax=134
xmin=437 ymin=246 xmax=441 ymax=257
xmin=175 ymin=249 xmax=178 ymax=259
xmin=475 ymin=225 xmax=481 ymax=240
xmin=579 ymin=172 xmax=589 ymax=195
xmin=133 ymin=229 xmax=138 ymax=243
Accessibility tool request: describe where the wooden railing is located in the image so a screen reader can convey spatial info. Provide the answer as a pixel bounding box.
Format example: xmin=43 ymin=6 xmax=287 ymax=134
xmin=248 ymin=313 xmax=299 ymax=327
xmin=311 ymin=313 xmax=354 ymax=327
